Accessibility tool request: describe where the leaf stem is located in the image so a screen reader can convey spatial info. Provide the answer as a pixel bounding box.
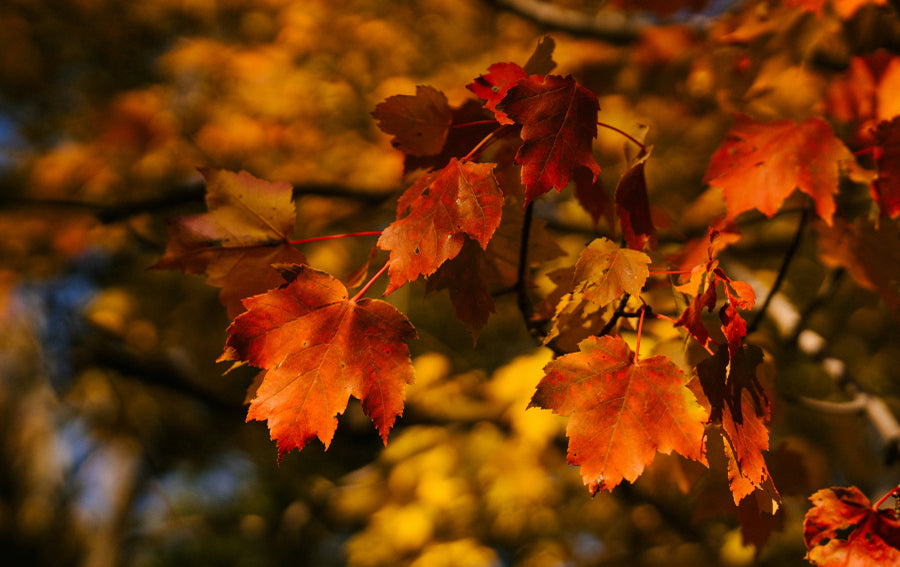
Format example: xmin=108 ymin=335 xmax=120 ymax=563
xmin=747 ymin=207 xmax=808 ymax=334
xmin=516 ymin=201 xmax=538 ymax=337
xmin=649 ymin=268 xmax=692 ymax=276
xmin=634 ymin=305 xmax=647 ymax=362
xmin=289 ymin=231 xmax=382 ymax=246
xmin=352 ymin=261 xmax=390 ymax=302
xmin=451 ymin=120 xmax=499 ymax=129
xmin=599 ymin=294 xmax=630 ymax=336
xmin=597 ymin=121 xmax=646 ymax=153
xmin=873 ymin=484 xmax=900 ymax=510
xmin=463 ymin=125 xmax=513 ymax=162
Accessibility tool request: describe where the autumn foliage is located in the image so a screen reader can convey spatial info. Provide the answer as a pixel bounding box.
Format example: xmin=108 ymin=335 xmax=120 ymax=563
xmin=151 ymin=18 xmax=900 ymax=565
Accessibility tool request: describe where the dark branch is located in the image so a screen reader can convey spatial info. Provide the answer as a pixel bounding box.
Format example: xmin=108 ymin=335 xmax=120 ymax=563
xmin=0 ymin=179 xmax=399 ymax=224
xmin=484 ymin=0 xmax=650 ymax=41
xmin=747 ymin=207 xmax=809 ymax=334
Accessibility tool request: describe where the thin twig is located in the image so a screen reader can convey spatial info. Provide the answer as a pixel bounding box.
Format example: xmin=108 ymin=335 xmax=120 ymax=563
xmin=598 ymin=293 xmax=630 ymax=336
xmin=747 ymin=207 xmax=809 ymax=334
xmin=515 ymin=202 xmax=538 ymax=337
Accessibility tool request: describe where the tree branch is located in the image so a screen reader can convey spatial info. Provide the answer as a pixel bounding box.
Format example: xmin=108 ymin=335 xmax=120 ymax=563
xmin=747 ymin=207 xmax=808 ymax=334
xmin=0 ymin=179 xmax=399 ymax=224
xmin=484 ymin=0 xmax=649 ymax=41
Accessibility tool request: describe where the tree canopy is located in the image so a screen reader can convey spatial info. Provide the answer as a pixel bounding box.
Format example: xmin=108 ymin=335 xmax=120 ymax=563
xmin=2 ymin=1 xmax=900 ymax=566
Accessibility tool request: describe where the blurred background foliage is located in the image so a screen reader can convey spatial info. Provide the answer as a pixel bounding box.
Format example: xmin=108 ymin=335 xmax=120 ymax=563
xmin=2 ymin=0 xmax=900 ymax=565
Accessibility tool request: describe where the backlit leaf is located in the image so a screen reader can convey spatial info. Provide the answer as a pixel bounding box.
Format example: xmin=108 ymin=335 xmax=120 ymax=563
xmin=502 ymin=74 xmax=601 ymax=204
xmin=219 ymin=265 xmax=417 ymax=458
xmin=804 ymin=486 xmax=900 ymax=566
xmin=529 ymin=335 xmax=708 ymax=494
xmin=704 ymin=116 xmax=854 ymax=225
xmin=378 ymin=158 xmax=502 ymax=294
xmin=152 ymin=168 xmax=306 ymax=317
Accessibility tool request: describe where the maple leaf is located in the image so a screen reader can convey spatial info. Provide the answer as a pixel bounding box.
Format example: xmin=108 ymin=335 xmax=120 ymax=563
xmin=467 ymin=62 xmax=528 ymax=125
xmin=817 ymin=217 xmax=900 ymax=314
xmin=466 ymin=36 xmax=557 ymax=126
xmin=522 ymin=36 xmax=557 ymax=76
xmin=373 ymin=85 xmax=453 ymax=156
xmin=804 ymin=486 xmax=900 ymax=566
xmin=501 ymin=74 xmax=601 ymax=204
xmin=426 ymin=199 xmax=564 ymax=339
xmin=378 ymin=158 xmax=503 ymax=294
xmin=403 ymin=99 xmax=497 ymax=175
xmin=615 ymin=148 xmax=656 ymax=250
xmin=529 ymin=335 xmax=708 ymax=494
xmin=675 ymin=260 xmax=754 ymax=350
xmin=574 ymin=165 xmax=616 ymax=229
xmin=704 ymin=116 xmax=854 ymax=225
xmin=219 ymin=265 xmax=417 ymax=458
xmin=871 ymin=117 xmax=900 ymax=219
xmin=573 ymin=237 xmax=651 ymax=307
xmin=425 ymin=239 xmax=496 ymax=338
xmin=153 ymin=168 xmax=307 ymax=318
xmin=698 ymin=343 xmax=773 ymax=503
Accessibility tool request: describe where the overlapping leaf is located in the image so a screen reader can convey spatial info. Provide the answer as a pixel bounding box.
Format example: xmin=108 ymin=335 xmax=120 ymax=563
xmin=704 ymin=116 xmax=854 ymax=225
xmin=529 ymin=335 xmax=708 ymax=494
xmin=817 ymin=217 xmax=900 ymax=315
xmin=698 ymin=343 xmax=773 ymax=504
xmin=153 ymin=168 xmax=306 ymax=317
xmin=378 ymin=158 xmax=503 ymax=294
xmin=373 ymin=85 xmax=453 ymax=156
xmin=615 ymin=148 xmax=656 ymax=250
xmin=501 ymin=74 xmax=601 ymax=204
xmin=219 ymin=265 xmax=417 ymax=458
xmin=871 ymin=117 xmax=900 ymax=219
xmin=467 ymin=62 xmax=528 ymax=125
xmin=426 ymin=201 xmax=563 ymax=338
xmin=573 ymin=237 xmax=651 ymax=307
xmin=804 ymin=486 xmax=900 ymax=566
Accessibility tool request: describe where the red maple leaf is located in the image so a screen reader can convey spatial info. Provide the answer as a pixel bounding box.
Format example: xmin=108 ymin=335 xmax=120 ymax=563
xmin=373 ymin=85 xmax=453 ymax=156
xmin=574 ymin=237 xmax=651 ymax=307
xmin=804 ymin=486 xmax=900 ymax=566
xmin=501 ymin=74 xmax=601 ymax=204
xmin=871 ymin=117 xmax=900 ymax=219
xmin=426 ymin=199 xmax=564 ymax=339
xmin=615 ymin=148 xmax=656 ymax=250
xmin=704 ymin=116 xmax=854 ymax=225
xmin=675 ymin=260 xmax=754 ymax=350
xmin=529 ymin=335 xmax=708 ymax=494
xmin=402 ymin=99 xmax=497 ymax=175
xmin=219 ymin=265 xmax=417 ymax=458
xmin=574 ymin=166 xmax=616 ymax=229
xmin=153 ymin=168 xmax=307 ymax=318
xmin=467 ymin=62 xmax=528 ymax=125
xmin=378 ymin=158 xmax=503 ymax=294
xmin=466 ymin=36 xmax=557 ymax=126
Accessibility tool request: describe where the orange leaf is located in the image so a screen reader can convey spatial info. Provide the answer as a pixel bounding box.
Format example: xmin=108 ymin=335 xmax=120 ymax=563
xmin=529 ymin=335 xmax=708 ymax=494
xmin=574 ymin=237 xmax=651 ymax=307
xmin=378 ymin=158 xmax=503 ymax=294
xmin=804 ymin=486 xmax=900 ymax=566
xmin=502 ymin=74 xmax=601 ymax=204
xmin=704 ymin=116 xmax=854 ymax=225
xmin=698 ymin=343 xmax=773 ymax=504
xmin=152 ymin=168 xmax=306 ymax=317
xmin=871 ymin=117 xmax=900 ymax=219
xmin=219 ymin=265 xmax=417 ymax=459
xmin=373 ymin=85 xmax=453 ymax=156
